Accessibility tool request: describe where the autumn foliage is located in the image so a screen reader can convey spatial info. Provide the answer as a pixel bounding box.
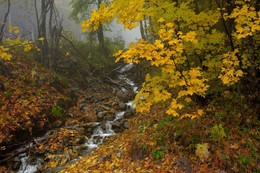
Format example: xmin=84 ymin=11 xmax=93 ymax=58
xmin=72 ymin=0 xmax=260 ymax=172
xmin=82 ymin=0 xmax=259 ymax=120
xmin=0 ymin=30 xmax=70 ymax=149
xmin=0 ymin=0 xmax=259 ymax=172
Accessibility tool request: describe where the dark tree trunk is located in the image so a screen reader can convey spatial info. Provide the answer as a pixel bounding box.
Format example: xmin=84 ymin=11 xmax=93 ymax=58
xmin=0 ymin=0 xmax=11 ymax=43
xmin=35 ymin=0 xmax=63 ymax=67
xmin=97 ymin=24 xmax=106 ymax=56
xmin=97 ymin=0 xmax=107 ymax=57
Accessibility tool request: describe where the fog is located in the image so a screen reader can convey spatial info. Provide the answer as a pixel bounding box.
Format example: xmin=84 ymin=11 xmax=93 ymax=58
xmin=0 ymin=0 xmax=141 ymax=47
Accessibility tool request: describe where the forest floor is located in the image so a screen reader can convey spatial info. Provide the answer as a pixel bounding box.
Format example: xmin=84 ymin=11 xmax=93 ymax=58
xmin=0 ymin=55 xmax=259 ymax=173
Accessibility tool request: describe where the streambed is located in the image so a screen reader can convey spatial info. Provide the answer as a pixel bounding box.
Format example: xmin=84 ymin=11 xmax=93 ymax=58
xmin=13 ymin=63 xmax=138 ymax=173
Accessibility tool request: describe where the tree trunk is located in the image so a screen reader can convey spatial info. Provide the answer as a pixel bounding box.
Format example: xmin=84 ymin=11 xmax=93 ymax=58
xmin=139 ymin=20 xmax=146 ymax=40
xmin=148 ymin=16 xmax=155 ymax=42
xmin=97 ymin=24 xmax=106 ymax=56
xmin=37 ymin=0 xmax=49 ymax=66
xmin=0 ymin=0 xmax=11 ymax=43
xmin=97 ymin=0 xmax=107 ymax=57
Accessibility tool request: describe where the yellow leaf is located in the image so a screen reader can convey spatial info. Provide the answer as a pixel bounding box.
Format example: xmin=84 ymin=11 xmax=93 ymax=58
xmin=196 ymin=143 xmax=210 ymax=162
xmin=38 ymin=37 xmax=45 ymax=41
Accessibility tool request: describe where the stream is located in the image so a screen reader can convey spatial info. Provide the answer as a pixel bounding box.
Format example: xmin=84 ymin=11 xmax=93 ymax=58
xmin=14 ymin=63 xmax=137 ymax=173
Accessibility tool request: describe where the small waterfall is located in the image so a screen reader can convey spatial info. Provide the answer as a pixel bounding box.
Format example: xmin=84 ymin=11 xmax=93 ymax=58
xmin=17 ymin=154 xmax=41 ymax=173
xmin=105 ymin=121 xmax=115 ymax=134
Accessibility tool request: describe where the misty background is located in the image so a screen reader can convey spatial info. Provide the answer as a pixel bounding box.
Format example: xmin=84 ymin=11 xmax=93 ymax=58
xmin=0 ymin=0 xmax=141 ymax=47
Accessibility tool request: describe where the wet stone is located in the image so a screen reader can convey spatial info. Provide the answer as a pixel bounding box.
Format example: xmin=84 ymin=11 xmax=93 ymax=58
xmin=101 ymin=105 xmax=110 ymax=111
xmin=112 ymin=120 xmax=121 ymax=127
xmin=116 ymin=150 xmax=123 ymax=159
xmin=123 ymin=121 xmax=130 ymax=129
xmin=97 ymin=112 xmax=105 ymax=120
xmin=76 ymin=136 xmax=86 ymax=144
xmin=103 ymin=114 xmax=115 ymax=121
xmin=124 ymin=109 xmax=133 ymax=118
xmin=12 ymin=161 xmax=21 ymax=170
xmin=83 ymin=96 xmax=98 ymax=104
xmin=116 ymin=90 xmax=124 ymax=97
xmin=118 ymin=102 xmax=126 ymax=110
xmin=100 ymin=121 xmax=107 ymax=130
xmin=80 ymin=105 xmax=88 ymax=111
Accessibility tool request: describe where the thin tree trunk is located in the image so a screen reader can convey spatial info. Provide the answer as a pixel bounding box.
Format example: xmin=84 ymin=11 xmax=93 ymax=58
xmin=0 ymin=0 xmax=11 ymax=43
xmin=139 ymin=20 xmax=146 ymax=40
xmin=97 ymin=0 xmax=106 ymax=57
xmin=97 ymin=24 xmax=106 ymax=55
xmin=255 ymin=0 xmax=260 ymax=11
xmin=148 ymin=16 xmax=155 ymax=42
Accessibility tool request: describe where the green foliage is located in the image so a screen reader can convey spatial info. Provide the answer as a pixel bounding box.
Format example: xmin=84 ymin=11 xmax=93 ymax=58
xmin=151 ymin=147 xmax=164 ymax=160
xmin=72 ymin=36 xmax=124 ymax=68
xmin=4 ymin=91 xmax=12 ymax=99
xmin=52 ymin=105 xmax=63 ymax=117
xmin=237 ymin=150 xmax=254 ymax=172
xmin=156 ymin=116 xmax=173 ymax=131
xmin=210 ymin=124 xmax=226 ymax=146
xmin=70 ymin=0 xmax=95 ymax=23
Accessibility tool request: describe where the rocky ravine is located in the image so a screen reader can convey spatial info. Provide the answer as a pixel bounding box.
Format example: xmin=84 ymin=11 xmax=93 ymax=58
xmin=4 ymin=63 xmax=138 ymax=173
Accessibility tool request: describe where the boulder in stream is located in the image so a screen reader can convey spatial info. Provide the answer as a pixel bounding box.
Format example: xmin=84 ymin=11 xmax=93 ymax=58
xmin=118 ymin=101 xmax=126 ymax=110
xmin=97 ymin=112 xmax=105 ymax=120
xmin=103 ymin=113 xmax=115 ymax=121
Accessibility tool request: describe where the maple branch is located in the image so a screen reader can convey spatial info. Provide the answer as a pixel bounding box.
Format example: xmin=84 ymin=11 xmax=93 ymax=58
xmin=214 ymin=0 xmax=243 ymax=68
xmin=214 ymin=0 xmax=235 ymax=51
xmin=172 ymin=58 xmax=189 ymax=88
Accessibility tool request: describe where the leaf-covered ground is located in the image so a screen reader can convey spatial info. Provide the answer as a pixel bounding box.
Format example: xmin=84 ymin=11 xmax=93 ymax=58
xmin=61 ymin=104 xmax=260 ymax=173
xmin=0 ymin=54 xmax=259 ymax=173
xmin=0 ymin=55 xmax=71 ymax=155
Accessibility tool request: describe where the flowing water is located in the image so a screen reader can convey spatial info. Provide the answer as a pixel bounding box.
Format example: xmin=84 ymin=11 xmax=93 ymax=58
xmin=16 ymin=63 xmax=138 ymax=173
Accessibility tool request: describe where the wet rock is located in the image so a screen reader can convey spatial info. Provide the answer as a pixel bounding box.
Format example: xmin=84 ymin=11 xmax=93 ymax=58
xmin=28 ymin=157 xmax=39 ymax=165
xmin=93 ymin=107 xmax=102 ymax=112
xmin=12 ymin=160 xmax=21 ymax=170
xmin=82 ymin=123 xmax=99 ymax=137
xmin=65 ymin=151 xmax=71 ymax=162
xmin=82 ymin=122 xmax=99 ymax=129
xmin=77 ymin=145 xmax=89 ymax=156
xmin=124 ymin=109 xmax=133 ymax=118
xmin=112 ymin=119 xmax=129 ymax=133
xmin=76 ymin=128 xmax=85 ymax=135
xmin=116 ymin=150 xmax=123 ymax=159
xmin=37 ymin=165 xmax=44 ymax=172
xmin=112 ymin=121 xmax=124 ymax=133
xmin=118 ymin=102 xmax=126 ymax=110
xmin=112 ymin=120 xmax=121 ymax=127
xmin=100 ymin=121 xmax=107 ymax=130
xmin=76 ymin=136 xmax=86 ymax=144
xmin=13 ymin=156 xmax=20 ymax=162
xmin=83 ymin=96 xmax=98 ymax=104
xmin=93 ymin=136 xmax=103 ymax=144
xmin=97 ymin=112 xmax=105 ymax=120
xmin=116 ymin=90 xmax=124 ymax=97
xmin=123 ymin=121 xmax=130 ymax=129
xmin=101 ymin=105 xmax=110 ymax=111
xmin=103 ymin=113 xmax=115 ymax=121
xmin=80 ymin=105 xmax=88 ymax=111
